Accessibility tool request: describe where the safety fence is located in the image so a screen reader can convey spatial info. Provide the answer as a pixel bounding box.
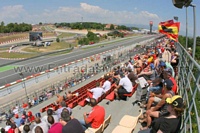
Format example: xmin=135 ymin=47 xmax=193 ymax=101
xmin=0 ymin=39 xmax=152 ymax=118
xmin=176 ymin=42 xmax=200 ymax=133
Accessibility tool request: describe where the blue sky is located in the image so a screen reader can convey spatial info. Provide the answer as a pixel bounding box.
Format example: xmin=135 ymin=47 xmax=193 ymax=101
xmin=0 ymin=0 xmax=199 ymax=36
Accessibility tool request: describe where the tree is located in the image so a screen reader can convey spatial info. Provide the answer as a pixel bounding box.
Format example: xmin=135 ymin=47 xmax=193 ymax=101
xmin=0 ymin=21 xmax=4 ymax=27
xmin=110 ymin=24 xmax=114 ymax=30
xmin=56 ymin=37 xmax=60 ymax=42
xmin=39 ymin=22 xmax=42 ymax=25
xmin=196 ymin=36 xmax=200 ymax=46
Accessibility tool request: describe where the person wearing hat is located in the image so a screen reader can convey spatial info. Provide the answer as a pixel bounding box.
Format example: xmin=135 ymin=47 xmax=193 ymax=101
xmin=138 ymin=95 xmax=185 ymax=133
xmin=14 ymin=114 xmax=22 ymax=127
xmin=171 ymin=51 xmax=179 ymax=77
xmin=18 ymin=118 xmax=25 ymax=132
xmin=137 ymin=63 xmax=157 ymax=83
xmin=171 ymin=51 xmax=179 ymax=65
xmin=163 ymin=68 xmax=178 ymax=94
xmin=187 ymin=47 xmax=192 ymax=56
xmin=27 ymin=111 xmax=35 ymax=123
xmin=140 ymin=79 xmax=175 ymax=129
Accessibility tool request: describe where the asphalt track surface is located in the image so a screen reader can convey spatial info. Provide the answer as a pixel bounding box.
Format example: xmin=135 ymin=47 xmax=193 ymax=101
xmin=0 ymin=35 xmax=157 ymax=86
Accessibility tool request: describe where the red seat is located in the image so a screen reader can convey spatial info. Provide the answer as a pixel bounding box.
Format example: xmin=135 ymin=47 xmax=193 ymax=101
xmin=78 ymin=99 xmax=87 ymax=107
xmin=68 ymin=100 xmax=78 ymax=108
xmin=40 ymin=107 xmax=46 ymax=113
xmin=105 ymin=91 xmax=115 ymax=101
xmin=123 ymin=84 xmax=138 ymax=97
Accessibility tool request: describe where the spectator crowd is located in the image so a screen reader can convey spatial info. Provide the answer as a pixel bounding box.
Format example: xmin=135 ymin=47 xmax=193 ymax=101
xmin=0 ymin=37 xmax=186 ymax=133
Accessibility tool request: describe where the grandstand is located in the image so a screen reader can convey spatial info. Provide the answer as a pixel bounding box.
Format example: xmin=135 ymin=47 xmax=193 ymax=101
xmin=0 ymin=36 xmax=199 ymax=133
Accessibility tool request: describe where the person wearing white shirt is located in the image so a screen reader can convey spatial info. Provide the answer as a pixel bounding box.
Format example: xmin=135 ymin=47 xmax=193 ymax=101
xmin=88 ymin=82 xmax=104 ymax=100
xmin=32 ymin=118 xmax=49 ymax=133
xmin=42 ymin=109 xmax=59 ymax=127
xmin=100 ymin=75 xmax=111 ymax=93
xmin=12 ymin=107 xmax=18 ymax=115
xmin=114 ymin=72 xmax=133 ymax=100
xmin=127 ymin=62 xmax=134 ymax=71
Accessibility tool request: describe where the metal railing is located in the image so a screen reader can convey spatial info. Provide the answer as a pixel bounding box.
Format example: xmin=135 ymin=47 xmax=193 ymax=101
xmin=176 ymin=42 xmax=200 ymax=133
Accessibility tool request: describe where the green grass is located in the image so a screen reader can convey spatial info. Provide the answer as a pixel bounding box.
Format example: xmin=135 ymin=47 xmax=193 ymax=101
xmin=0 ymin=47 xmax=9 ymax=51
xmin=0 ymin=33 xmax=28 ymax=42
xmin=82 ymin=37 xmax=132 ymax=50
xmin=22 ymin=42 xmax=76 ymax=53
xmin=0 ymin=65 xmax=18 ymax=72
xmin=0 ymin=42 xmax=77 ymax=58
xmin=41 ymin=27 xmax=46 ymax=31
xmin=0 ymin=52 xmax=37 ymax=58
xmin=47 ymin=49 xmax=73 ymax=56
xmin=57 ymin=33 xmax=76 ymax=38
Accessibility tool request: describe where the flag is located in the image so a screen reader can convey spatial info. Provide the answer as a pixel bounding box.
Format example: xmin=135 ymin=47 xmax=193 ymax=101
xmin=158 ymin=21 xmax=180 ymax=42
xmin=159 ymin=19 xmax=174 ymax=25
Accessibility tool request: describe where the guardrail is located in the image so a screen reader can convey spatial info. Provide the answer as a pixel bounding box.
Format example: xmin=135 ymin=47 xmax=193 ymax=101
xmin=176 ymin=42 xmax=200 ymax=133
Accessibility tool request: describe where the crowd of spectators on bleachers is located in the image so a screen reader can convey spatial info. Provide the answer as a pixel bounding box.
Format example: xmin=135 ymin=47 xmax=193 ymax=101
xmin=0 ymin=37 xmax=186 ymax=133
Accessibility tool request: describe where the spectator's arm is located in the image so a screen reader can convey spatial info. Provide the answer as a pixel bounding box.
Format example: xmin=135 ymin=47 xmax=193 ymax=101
xmin=100 ymin=82 xmax=103 ymax=87
xmin=83 ymin=113 xmax=89 ymax=124
xmin=152 ymin=78 xmax=161 ymax=86
xmin=152 ymin=94 xmax=168 ymax=111
xmin=138 ymin=70 xmax=152 ymax=76
xmin=171 ymin=57 xmax=177 ymax=63
xmin=155 ymin=93 xmax=163 ymax=99
xmin=115 ymin=85 xmax=122 ymax=90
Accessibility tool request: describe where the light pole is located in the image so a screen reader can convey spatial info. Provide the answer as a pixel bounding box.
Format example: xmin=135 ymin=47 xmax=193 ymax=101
xmin=190 ymin=4 xmax=196 ymax=59
xmin=19 ymin=72 xmax=28 ymax=100
xmin=172 ymin=0 xmax=196 ymax=59
xmin=186 ymin=7 xmax=188 ymax=49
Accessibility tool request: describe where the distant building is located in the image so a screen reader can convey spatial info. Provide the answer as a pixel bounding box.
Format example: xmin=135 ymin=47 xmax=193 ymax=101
xmin=105 ymin=24 xmax=118 ymax=29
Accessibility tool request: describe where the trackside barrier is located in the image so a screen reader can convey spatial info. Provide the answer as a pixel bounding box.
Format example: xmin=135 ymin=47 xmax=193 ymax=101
xmin=0 ymin=38 xmax=155 ymax=116
xmin=176 ymin=42 xmax=200 ymax=133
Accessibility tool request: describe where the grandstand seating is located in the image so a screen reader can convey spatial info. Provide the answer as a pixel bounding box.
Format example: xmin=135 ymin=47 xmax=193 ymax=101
xmin=85 ymin=115 xmax=112 ymax=133
xmin=40 ymin=76 xmax=137 ymax=112
xmin=111 ymin=110 xmax=142 ymax=133
xmin=102 ymin=114 xmax=112 ymax=131
xmin=40 ymin=78 xmax=107 ymax=112
xmin=85 ymin=124 xmax=103 ymax=133
xmin=123 ymin=84 xmax=138 ymax=97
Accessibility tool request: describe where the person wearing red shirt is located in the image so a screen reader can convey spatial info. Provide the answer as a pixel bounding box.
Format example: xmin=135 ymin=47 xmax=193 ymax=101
xmin=79 ymin=98 xmax=105 ymax=131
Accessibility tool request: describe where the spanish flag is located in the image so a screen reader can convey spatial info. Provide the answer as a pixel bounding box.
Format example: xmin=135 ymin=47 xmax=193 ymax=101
xmin=159 ymin=19 xmax=174 ymax=25
xmin=158 ymin=21 xmax=180 ymax=42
